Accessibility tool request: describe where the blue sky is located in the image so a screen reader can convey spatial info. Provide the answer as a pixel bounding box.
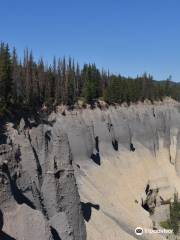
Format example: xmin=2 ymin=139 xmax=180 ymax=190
xmin=1 ymin=0 xmax=180 ymax=80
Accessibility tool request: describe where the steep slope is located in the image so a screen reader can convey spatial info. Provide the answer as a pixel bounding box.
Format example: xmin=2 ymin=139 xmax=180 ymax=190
xmin=1 ymin=100 xmax=180 ymax=239
xmin=53 ymin=101 xmax=180 ymax=240
xmin=0 ymin=120 xmax=86 ymax=240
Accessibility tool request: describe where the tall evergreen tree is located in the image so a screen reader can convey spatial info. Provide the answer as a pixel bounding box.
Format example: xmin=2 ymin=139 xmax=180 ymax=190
xmin=0 ymin=43 xmax=13 ymax=104
xmin=1 ymin=41 xmax=180 ymax=113
xmin=82 ymin=64 xmax=101 ymax=103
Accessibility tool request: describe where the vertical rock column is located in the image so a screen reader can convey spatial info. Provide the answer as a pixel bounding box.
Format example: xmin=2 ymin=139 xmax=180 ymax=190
xmin=41 ymin=123 xmax=86 ymax=240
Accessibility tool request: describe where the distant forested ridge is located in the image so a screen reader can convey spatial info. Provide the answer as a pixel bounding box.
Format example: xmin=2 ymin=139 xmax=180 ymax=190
xmin=0 ymin=42 xmax=180 ymax=114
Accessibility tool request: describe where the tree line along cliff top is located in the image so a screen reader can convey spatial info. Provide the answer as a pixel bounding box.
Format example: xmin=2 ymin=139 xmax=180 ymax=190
xmin=0 ymin=42 xmax=180 ymax=115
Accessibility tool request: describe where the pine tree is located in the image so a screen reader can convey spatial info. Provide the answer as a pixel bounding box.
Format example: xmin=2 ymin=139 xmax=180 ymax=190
xmin=82 ymin=64 xmax=101 ymax=103
xmin=0 ymin=43 xmax=13 ymax=104
xmin=1 ymin=41 xmax=180 ymax=113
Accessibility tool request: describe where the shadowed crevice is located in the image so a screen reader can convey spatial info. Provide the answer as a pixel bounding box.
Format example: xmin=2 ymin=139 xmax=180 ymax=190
xmin=50 ymin=226 xmax=62 ymax=240
xmin=91 ymin=136 xmax=101 ymax=165
xmin=2 ymin=164 xmax=36 ymax=210
xmin=81 ymin=202 xmax=100 ymax=222
xmin=112 ymin=139 xmax=118 ymax=151
xmin=0 ymin=231 xmax=16 ymax=240
xmin=130 ymin=143 xmax=135 ymax=152
xmin=45 ymin=130 xmax=51 ymax=142
xmin=91 ymin=153 xmax=101 ymax=165
xmin=0 ymin=209 xmax=16 ymax=240
xmin=32 ymin=146 xmax=42 ymax=177
xmin=141 ymin=201 xmax=150 ymax=212
xmin=95 ymin=136 xmax=99 ymax=152
xmin=0 ymin=122 xmax=7 ymax=145
xmin=0 ymin=209 xmax=3 ymax=231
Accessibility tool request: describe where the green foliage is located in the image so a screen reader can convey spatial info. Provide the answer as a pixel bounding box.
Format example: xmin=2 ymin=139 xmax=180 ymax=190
xmin=103 ymin=74 xmax=155 ymax=104
xmin=82 ymin=64 xmax=101 ymax=103
xmin=0 ymin=101 xmax=7 ymax=115
xmin=169 ymin=193 xmax=180 ymax=234
xmin=103 ymin=76 xmax=122 ymax=103
xmin=160 ymin=220 xmax=172 ymax=230
xmin=0 ymin=41 xmax=180 ymax=114
xmin=0 ymin=43 xmax=13 ymax=104
xmin=160 ymin=194 xmax=180 ymax=235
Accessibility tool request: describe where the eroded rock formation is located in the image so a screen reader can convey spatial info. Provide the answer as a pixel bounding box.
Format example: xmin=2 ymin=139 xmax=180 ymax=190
xmin=0 ymin=120 xmax=86 ymax=240
xmin=1 ymin=100 xmax=180 ymax=239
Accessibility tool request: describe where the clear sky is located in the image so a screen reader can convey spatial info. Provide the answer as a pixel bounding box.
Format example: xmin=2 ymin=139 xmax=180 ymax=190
xmin=1 ymin=0 xmax=180 ymax=81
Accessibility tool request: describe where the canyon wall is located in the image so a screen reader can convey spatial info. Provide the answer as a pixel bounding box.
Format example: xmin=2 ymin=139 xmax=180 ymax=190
xmin=1 ymin=100 xmax=180 ymax=239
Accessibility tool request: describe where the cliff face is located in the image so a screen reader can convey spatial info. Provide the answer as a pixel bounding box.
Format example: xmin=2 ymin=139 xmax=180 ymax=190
xmin=1 ymin=101 xmax=180 ymax=240
xmin=0 ymin=120 xmax=86 ymax=240
xmin=52 ymin=101 xmax=180 ymax=240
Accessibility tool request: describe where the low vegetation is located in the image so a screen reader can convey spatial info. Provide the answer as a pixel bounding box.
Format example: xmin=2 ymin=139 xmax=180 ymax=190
xmin=160 ymin=194 xmax=180 ymax=235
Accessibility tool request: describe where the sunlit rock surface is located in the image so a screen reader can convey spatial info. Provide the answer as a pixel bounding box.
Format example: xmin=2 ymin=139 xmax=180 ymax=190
xmin=1 ymin=100 xmax=180 ymax=239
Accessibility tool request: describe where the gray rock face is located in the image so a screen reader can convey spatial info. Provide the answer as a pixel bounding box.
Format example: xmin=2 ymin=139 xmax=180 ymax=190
xmin=51 ymin=102 xmax=180 ymax=240
xmin=0 ymin=120 xmax=86 ymax=240
xmin=2 ymin=101 xmax=180 ymax=240
xmin=52 ymin=103 xmax=180 ymax=168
